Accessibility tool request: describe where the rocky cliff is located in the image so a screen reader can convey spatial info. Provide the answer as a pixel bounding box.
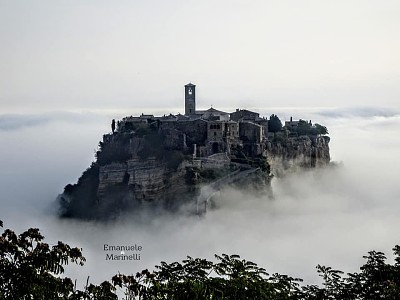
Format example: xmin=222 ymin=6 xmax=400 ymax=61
xmin=58 ymin=125 xmax=330 ymax=220
xmin=266 ymin=135 xmax=330 ymax=176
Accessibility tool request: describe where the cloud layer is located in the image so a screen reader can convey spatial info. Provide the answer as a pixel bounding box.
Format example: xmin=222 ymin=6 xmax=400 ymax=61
xmin=1 ymin=108 xmax=399 ymax=288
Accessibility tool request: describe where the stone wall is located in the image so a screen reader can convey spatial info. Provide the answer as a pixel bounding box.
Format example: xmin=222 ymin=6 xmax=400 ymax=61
xmin=239 ymin=122 xmax=263 ymax=143
xmin=160 ymin=119 xmax=208 ymax=147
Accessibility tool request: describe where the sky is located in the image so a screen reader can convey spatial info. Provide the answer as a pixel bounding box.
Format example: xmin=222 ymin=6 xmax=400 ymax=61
xmin=1 ymin=0 xmax=400 ymax=292
xmin=1 ymin=0 xmax=399 ymax=114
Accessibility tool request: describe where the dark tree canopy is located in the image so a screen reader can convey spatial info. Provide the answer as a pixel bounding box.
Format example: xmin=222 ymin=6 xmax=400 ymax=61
xmin=294 ymin=120 xmax=329 ymax=136
xmin=296 ymin=119 xmax=312 ymax=136
xmin=2 ymin=220 xmax=400 ymax=299
xmin=111 ymin=119 xmax=116 ymax=133
xmin=269 ymin=114 xmax=283 ymax=133
xmin=314 ymin=123 xmax=328 ymax=135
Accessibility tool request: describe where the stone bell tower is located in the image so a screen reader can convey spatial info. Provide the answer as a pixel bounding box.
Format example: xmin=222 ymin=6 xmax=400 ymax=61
xmin=184 ymin=83 xmax=196 ymax=116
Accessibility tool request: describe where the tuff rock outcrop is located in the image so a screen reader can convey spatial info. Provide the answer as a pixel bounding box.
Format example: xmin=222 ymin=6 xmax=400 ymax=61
xmin=58 ymin=122 xmax=330 ymax=220
xmin=266 ymin=135 xmax=330 ymax=176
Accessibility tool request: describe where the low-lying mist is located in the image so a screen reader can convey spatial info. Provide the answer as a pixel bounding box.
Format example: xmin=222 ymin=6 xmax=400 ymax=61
xmin=1 ymin=108 xmax=399 ymax=287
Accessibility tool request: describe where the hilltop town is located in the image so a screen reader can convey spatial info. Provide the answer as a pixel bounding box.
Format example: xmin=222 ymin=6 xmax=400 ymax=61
xmin=58 ymin=84 xmax=330 ymax=220
xmin=113 ymin=83 xmax=327 ymax=158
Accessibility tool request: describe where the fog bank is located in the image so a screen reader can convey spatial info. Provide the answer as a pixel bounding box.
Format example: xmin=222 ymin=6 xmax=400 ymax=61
xmin=1 ymin=108 xmax=399 ymax=287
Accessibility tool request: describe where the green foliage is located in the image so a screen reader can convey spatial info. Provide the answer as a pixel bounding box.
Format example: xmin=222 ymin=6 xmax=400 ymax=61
xmin=269 ymin=114 xmax=283 ymax=133
xmin=165 ymin=150 xmax=184 ymax=170
xmin=185 ymin=167 xmax=199 ymax=185
xmin=301 ymin=249 xmax=400 ymax=300
xmin=314 ymin=123 xmax=328 ymax=135
xmin=137 ymin=132 xmax=185 ymax=170
xmin=292 ymin=120 xmax=329 ymax=136
xmin=230 ymin=146 xmax=252 ymax=165
xmin=122 ymin=121 xmax=137 ymax=132
xmin=135 ymin=127 xmax=153 ymax=138
xmin=296 ymin=120 xmax=313 ymax=136
xmin=111 ymin=254 xmax=302 ymax=300
xmin=0 ymin=221 xmax=121 ymax=299
xmin=3 ymin=221 xmax=400 ymax=299
xmin=62 ymin=125 xmax=188 ymax=220
xmin=111 ymin=119 xmax=115 ymax=133
xmin=59 ymin=163 xmax=100 ymax=219
xmin=251 ymin=157 xmax=271 ymax=173
xmin=273 ymin=133 xmax=288 ymax=145
xmin=0 ymin=222 xmax=87 ymax=299
xmin=137 ymin=132 xmax=166 ymax=160
xmin=96 ymin=134 xmax=132 ymax=165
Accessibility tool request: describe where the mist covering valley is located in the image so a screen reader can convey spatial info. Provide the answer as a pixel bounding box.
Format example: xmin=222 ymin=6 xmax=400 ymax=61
xmin=1 ymin=107 xmax=399 ymax=287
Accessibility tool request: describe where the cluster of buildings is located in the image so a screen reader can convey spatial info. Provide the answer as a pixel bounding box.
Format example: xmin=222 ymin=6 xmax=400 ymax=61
xmin=117 ymin=83 xmax=297 ymax=158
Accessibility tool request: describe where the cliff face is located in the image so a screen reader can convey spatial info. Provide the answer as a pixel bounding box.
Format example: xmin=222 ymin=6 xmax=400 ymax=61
xmin=58 ymin=128 xmax=198 ymax=219
xmin=96 ymin=158 xmax=192 ymax=209
xmin=58 ymin=126 xmax=330 ymax=220
xmin=266 ymin=136 xmax=330 ymax=176
xmin=98 ymin=159 xmax=167 ymax=200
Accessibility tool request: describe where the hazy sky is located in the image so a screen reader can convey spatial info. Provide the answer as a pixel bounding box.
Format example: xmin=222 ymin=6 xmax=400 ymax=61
xmin=1 ymin=1 xmax=400 ymax=292
xmin=1 ymin=0 xmax=399 ymax=114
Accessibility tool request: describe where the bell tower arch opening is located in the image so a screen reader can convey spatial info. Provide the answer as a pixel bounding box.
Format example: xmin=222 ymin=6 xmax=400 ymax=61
xmin=185 ymin=83 xmax=196 ymax=116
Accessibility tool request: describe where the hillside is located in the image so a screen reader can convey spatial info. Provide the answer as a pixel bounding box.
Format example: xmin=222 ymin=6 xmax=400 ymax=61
xmin=57 ymin=112 xmax=330 ymax=220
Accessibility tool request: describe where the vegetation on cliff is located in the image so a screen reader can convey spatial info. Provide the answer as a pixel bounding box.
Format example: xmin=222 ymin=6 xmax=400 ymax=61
xmin=57 ymin=112 xmax=329 ymax=220
xmin=268 ymin=114 xmax=283 ymax=133
xmin=2 ymin=220 xmax=400 ymax=299
xmin=58 ymin=125 xmax=188 ymax=219
xmin=295 ymin=120 xmax=328 ymax=136
xmin=59 ymin=163 xmax=100 ymax=219
xmin=96 ymin=134 xmax=132 ymax=165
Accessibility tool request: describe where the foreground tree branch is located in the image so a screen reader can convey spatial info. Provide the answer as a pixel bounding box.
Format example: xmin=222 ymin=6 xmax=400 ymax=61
xmin=1 ymin=220 xmax=399 ymax=299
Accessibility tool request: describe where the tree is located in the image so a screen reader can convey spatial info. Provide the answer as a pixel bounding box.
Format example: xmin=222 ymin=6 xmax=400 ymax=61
xmin=2 ymin=219 xmax=400 ymax=299
xmin=300 ymin=248 xmax=400 ymax=299
xmin=111 ymin=119 xmax=116 ymax=133
xmin=296 ymin=120 xmax=312 ymax=136
xmin=269 ymin=114 xmax=282 ymax=133
xmin=111 ymin=254 xmax=303 ymax=299
xmin=314 ymin=124 xmax=328 ymax=135
xmin=1 ymin=221 xmax=80 ymax=298
xmin=294 ymin=121 xmax=329 ymax=136
xmin=0 ymin=220 xmax=117 ymax=299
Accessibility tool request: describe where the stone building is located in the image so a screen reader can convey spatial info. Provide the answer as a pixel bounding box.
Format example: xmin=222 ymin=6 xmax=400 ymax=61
xmin=239 ymin=122 xmax=264 ymax=144
xmin=285 ymin=116 xmax=300 ymax=131
xmin=118 ymin=83 xmax=270 ymax=158
xmin=230 ymin=109 xmax=259 ymax=122
xmin=197 ymin=107 xmax=230 ymax=121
